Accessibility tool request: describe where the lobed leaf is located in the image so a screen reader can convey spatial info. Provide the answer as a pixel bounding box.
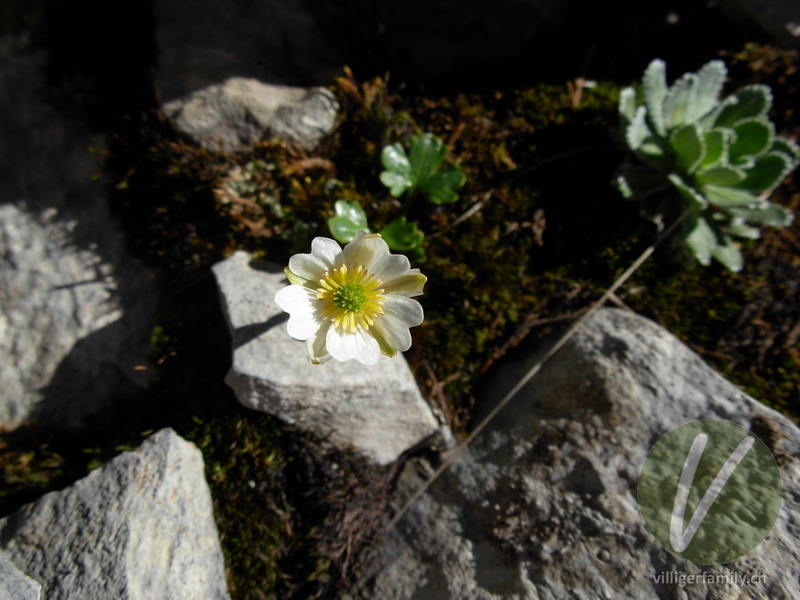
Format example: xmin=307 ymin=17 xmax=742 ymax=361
xmin=668 ymin=173 xmax=708 ymax=208
xmin=663 ymin=72 xmax=699 ymax=131
xmin=703 ymin=184 xmax=759 ymax=207
xmin=725 ymin=218 xmax=761 ymax=240
xmin=619 ymin=87 xmax=637 ymax=124
xmin=380 ymin=143 xmax=413 ymax=197
xmin=684 ymin=211 xmax=716 ymax=266
xmin=670 ymin=124 xmax=705 ymax=174
xmin=714 ymin=84 xmax=772 ymax=128
xmin=725 ymin=202 xmax=794 ymax=227
xmin=736 ymin=151 xmax=794 ymax=193
xmin=643 ymin=59 xmax=668 ymax=136
xmin=729 ymin=118 xmax=774 ymax=164
xmin=693 ymin=60 xmax=726 ymax=121
xmin=327 ymin=200 xmax=369 ymax=243
xmin=408 ymin=133 xmax=448 ymax=185
xmin=711 ymin=234 xmax=743 ymax=272
xmin=625 ymin=106 xmax=651 ymax=151
xmin=615 ymin=164 xmax=670 ymax=200
xmin=380 ymin=171 xmax=412 ymax=197
xmin=422 ymin=165 xmax=466 ymax=204
xmin=699 ymin=128 xmax=735 ymax=169
xmin=381 ymin=143 xmax=411 ymax=176
xmin=378 ymin=217 xmax=424 ymax=251
xmin=695 ymin=165 xmax=746 ymax=187
xmin=772 ymin=136 xmax=800 ymax=164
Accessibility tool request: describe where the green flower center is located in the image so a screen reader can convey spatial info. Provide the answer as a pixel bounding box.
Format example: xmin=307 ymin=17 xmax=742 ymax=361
xmin=316 ymin=264 xmax=386 ymax=333
xmin=333 ymin=282 xmax=367 ymax=313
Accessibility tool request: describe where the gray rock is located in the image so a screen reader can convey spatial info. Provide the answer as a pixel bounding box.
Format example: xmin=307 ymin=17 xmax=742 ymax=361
xmin=0 ymin=36 xmax=156 ymax=430
xmin=0 ymin=551 xmax=40 ymax=600
xmin=213 ymin=251 xmax=445 ymax=465
xmin=0 ymin=429 xmax=230 ymax=600
xmin=162 ymin=78 xmax=338 ymax=153
xmin=356 ymin=308 xmax=800 ymax=599
xmin=154 ymin=0 xmax=340 ymax=103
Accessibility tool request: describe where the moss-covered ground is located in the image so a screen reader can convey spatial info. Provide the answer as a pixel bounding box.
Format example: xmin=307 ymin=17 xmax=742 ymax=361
xmin=0 ymin=3 xmax=798 ymax=595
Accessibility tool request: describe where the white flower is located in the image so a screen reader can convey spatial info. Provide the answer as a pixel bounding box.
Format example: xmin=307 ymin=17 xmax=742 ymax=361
xmin=275 ymin=231 xmax=427 ymax=365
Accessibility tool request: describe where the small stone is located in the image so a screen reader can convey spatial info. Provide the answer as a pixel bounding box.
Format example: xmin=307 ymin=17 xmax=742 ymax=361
xmin=162 ymin=78 xmax=338 ymax=152
xmin=213 ymin=251 xmax=445 ymax=465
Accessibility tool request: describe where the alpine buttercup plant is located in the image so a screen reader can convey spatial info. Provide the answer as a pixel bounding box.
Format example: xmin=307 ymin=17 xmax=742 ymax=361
xmin=616 ymin=59 xmax=799 ymax=271
xmin=275 ymin=232 xmax=426 ymax=365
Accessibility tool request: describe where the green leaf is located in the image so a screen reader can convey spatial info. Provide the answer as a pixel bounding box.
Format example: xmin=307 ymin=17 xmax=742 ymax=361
xmin=327 ymin=200 xmax=369 ymax=243
xmin=422 ymin=165 xmax=466 ymax=204
xmin=699 ymin=128 xmax=734 ymax=169
xmin=381 ymin=143 xmax=411 ymax=175
xmin=670 ymin=124 xmax=705 ymax=173
xmin=725 ymin=202 xmax=794 ymax=227
xmin=408 ymin=133 xmax=448 ymax=185
xmin=736 ymin=152 xmax=794 ymax=193
xmin=615 ymin=164 xmax=669 ymax=199
xmin=729 ymin=118 xmax=774 ymax=163
xmin=643 ymin=59 xmax=668 ymax=136
xmin=684 ymin=211 xmax=716 ymax=266
xmin=380 ymin=171 xmax=412 ymax=197
xmin=663 ymin=72 xmax=699 ymax=130
xmin=694 ymin=165 xmax=746 ymax=187
xmin=378 ymin=217 xmax=424 ymax=251
xmin=619 ymin=87 xmax=637 ymax=124
xmin=693 ymin=60 xmax=726 ymax=120
xmin=703 ymin=184 xmax=759 ymax=207
xmin=714 ymin=84 xmax=772 ymax=127
xmin=772 ymin=136 xmax=800 ymax=163
xmin=711 ymin=234 xmax=743 ymax=272
xmin=380 ymin=144 xmax=413 ymax=197
xmin=725 ymin=219 xmax=761 ymax=240
xmin=626 ymin=106 xmax=651 ymax=151
xmin=640 ymin=137 xmax=668 ymax=159
xmin=668 ymin=173 xmax=708 ymax=208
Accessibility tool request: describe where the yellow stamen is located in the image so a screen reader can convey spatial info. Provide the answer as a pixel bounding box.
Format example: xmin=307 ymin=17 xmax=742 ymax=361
xmin=316 ymin=263 xmax=386 ymax=333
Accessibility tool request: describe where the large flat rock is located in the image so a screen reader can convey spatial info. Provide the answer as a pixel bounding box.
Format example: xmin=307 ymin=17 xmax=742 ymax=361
xmin=0 ymin=429 xmax=229 ymax=600
xmin=213 ymin=251 xmax=445 ymax=465
xmin=354 ymin=308 xmax=800 ymax=599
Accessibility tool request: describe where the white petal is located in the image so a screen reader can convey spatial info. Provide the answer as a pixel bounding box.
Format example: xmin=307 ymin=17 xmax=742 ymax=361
xmin=372 ymin=296 xmax=423 ymax=353
xmin=383 ymin=295 xmax=424 ymax=327
xmin=371 ymin=315 xmax=411 ymax=353
xmin=288 ymin=237 xmax=342 ymax=281
xmin=311 ymin=237 xmax=342 ymax=265
xmin=275 ymin=285 xmax=320 ymax=340
xmin=306 ymin=320 xmax=332 ymax=364
xmin=326 ymin=325 xmax=381 ymax=365
xmin=342 ymin=231 xmax=394 ymax=276
xmin=372 ymin=252 xmax=411 ymax=281
xmin=382 ymin=269 xmax=427 ymax=297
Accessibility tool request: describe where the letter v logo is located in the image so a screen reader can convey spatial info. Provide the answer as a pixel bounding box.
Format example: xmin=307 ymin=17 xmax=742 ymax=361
xmin=638 ymin=420 xmax=782 ymax=564
xmin=669 ymin=433 xmax=754 ymax=552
